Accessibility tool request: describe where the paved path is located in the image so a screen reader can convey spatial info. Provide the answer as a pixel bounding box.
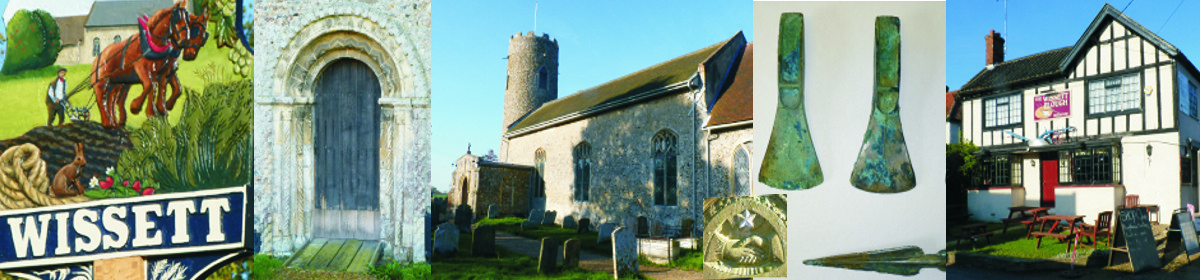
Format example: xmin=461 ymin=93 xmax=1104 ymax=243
xmin=495 ymin=231 xmax=702 ymax=280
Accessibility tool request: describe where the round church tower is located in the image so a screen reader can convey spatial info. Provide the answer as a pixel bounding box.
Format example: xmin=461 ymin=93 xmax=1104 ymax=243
xmin=503 ymin=31 xmax=559 ymax=130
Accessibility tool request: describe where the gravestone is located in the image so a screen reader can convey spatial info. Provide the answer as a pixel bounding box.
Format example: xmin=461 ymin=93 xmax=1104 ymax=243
xmin=637 ymin=216 xmax=650 ymax=236
xmin=472 ymin=225 xmax=496 ymax=257
xmin=597 ymin=223 xmax=616 ymax=243
xmin=1111 ymin=207 xmax=1161 ymax=272
xmin=455 ymin=204 xmax=474 ymax=233
xmin=487 ymin=205 xmax=499 ymax=219
xmin=538 ymin=237 xmax=559 ymax=274
xmin=563 ymin=216 xmax=577 ymax=228
xmin=612 ymin=226 xmax=639 ymax=277
xmin=433 ymin=222 xmax=459 ymax=257
xmin=563 ymin=239 xmax=581 ymax=269
xmin=529 ymin=209 xmax=544 ymax=223
xmin=521 ymin=220 xmax=540 ymax=230
xmin=577 ymin=218 xmax=591 ymax=234
xmin=543 ymin=210 xmax=557 ymax=225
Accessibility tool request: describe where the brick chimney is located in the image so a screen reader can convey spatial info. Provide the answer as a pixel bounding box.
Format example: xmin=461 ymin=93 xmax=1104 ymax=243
xmin=986 ymin=30 xmax=1005 ymax=67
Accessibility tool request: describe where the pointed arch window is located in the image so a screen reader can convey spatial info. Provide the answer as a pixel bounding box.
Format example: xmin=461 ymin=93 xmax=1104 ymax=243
xmin=653 ymin=130 xmax=678 ymax=206
xmin=534 ymin=148 xmax=546 ymax=198
xmin=93 ymin=37 xmax=101 ymax=56
xmin=731 ymin=143 xmax=751 ymax=197
xmin=574 ymin=142 xmax=591 ymax=202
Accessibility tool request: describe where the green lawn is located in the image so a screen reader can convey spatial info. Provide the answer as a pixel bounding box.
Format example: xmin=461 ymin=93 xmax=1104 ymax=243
xmin=476 ymin=217 xmax=611 ymax=257
xmin=0 ymin=41 xmax=245 ymax=139
xmin=432 ymin=230 xmax=623 ymax=280
xmin=639 ymin=249 xmax=702 ymax=272
xmin=949 ymin=222 xmax=1109 ymax=259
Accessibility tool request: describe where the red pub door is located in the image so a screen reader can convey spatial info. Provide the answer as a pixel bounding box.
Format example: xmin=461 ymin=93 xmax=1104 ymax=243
xmin=1040 ymin=152 xmax=1058 ymax=207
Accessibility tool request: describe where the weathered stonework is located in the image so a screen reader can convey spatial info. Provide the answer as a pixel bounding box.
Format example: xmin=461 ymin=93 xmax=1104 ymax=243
xmin=254 ymin=0 xmax=431 ymax=263
xmin=449 ymin=154 xmax=534 ymax=218
xmin=503 ymin=32 xmax=559 ymax=129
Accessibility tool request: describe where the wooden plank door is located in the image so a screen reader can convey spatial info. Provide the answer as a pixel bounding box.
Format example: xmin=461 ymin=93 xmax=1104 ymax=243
xmin=313 ymin=59 xmax=381 ymax=239
xmin=1040 ymin=152 xmax=1058 ymax=208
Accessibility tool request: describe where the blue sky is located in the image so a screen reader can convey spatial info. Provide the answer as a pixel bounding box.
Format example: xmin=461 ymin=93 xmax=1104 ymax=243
xmin=948 ymin=0 xmax=1200 ymax=91
xmin=431 ymin=1 xmax=752 ymax=192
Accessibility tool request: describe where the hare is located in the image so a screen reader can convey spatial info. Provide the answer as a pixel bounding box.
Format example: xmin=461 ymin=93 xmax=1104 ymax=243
xmin=51 ymin=142 xmax=87 ymax=197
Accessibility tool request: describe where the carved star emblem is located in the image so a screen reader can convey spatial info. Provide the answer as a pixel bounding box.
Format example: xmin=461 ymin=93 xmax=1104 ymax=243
xmin=738 ymin=209 xmax=756 ymax=229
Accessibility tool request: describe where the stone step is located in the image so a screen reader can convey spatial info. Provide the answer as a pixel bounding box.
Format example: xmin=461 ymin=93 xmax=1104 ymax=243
xmin=284 ymin=238 xmax=382 ymax=273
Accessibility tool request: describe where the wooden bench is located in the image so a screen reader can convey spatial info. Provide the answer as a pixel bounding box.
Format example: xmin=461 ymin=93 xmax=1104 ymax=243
xmin=1030 ymin=232 xmax=1071 ymax=252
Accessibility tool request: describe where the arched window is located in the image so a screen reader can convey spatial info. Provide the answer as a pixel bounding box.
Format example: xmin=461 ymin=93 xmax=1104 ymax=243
xmin=574 ymin=142 xmax=591 ymax=202
xmin=93 ymin=37 xmax=101 ymax=56
xmin=538 ymin=66 xmax=548 ymax=90
xmin=731 ymin=143 xmax=751 ymax=197
xmin=534 ymin=148 xmax=546 ymax=198
xmin=653 ymin=130 xmax=677 ymax=206
xmin=113 ymin=35 xmax=121 ymax=44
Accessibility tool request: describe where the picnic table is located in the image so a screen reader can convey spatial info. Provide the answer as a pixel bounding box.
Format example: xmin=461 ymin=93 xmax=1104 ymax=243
xmin=1030 ymin=214 xmax=1086 ymax=252
xmin=1001 ymin=206 xmax=1050 ymax=236
xmin=954 ymin=223 xmax=993 ymax=249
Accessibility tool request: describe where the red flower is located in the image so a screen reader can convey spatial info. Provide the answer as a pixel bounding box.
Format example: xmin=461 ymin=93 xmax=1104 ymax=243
xmin=141 ymin=188 xmax=155 ymax=196
xmin=122 ymin=181 xmax=129 ymax=187
xmin=99 ymin=177 xmax=113 ymax=189
xmin=132 ymin=181 xmax=142 ymax=192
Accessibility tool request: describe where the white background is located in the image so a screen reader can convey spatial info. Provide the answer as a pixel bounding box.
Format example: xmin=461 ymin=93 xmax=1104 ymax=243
xmin=752 ymin=1 xmax=947 ymax=279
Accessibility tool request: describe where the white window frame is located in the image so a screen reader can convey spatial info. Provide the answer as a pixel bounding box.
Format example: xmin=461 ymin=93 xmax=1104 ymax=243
xmin=1087 ymin=73 xmax=1140 ymax=116
xmin=983 ymin=93 xmax=1022 ymax=128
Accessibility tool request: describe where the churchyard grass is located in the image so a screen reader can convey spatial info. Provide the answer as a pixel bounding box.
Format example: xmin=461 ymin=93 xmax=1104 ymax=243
xmin=476 ymin=217 xmax=611 ymax=256
xmin=432 ymin=230 xmax=619 ymax=280
xmin=638 ymin=248 xmax=702 ymax=271
xmin=369 ymin=259 xmax=431 ymax=280
xmin=0 ymin=42 xmax=242 ymax=140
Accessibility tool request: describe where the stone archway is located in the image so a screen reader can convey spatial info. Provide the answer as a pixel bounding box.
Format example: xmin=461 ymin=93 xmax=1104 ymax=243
xmin=460 ymin=177 xmax=470 ymax=206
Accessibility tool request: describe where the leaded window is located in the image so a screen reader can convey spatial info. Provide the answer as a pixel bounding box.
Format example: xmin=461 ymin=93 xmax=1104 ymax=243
xmin=534 ymin=148 xmax=546 ymax=198
xmin=975 ymin=154 xmax=1021 ymax=187
xmin=731 ymin=144 xmax=751 ymax=197
xmin=653 ymin=130 xmax=677 ymax=206
xmin=984 ymin=94 xmax=1021 ymax=128
xmin=1088 ymin=73 xmax=1140 ymax=115
xmin=1059 ymin=146 xmax=1121 ymax=185
xmin=573 ymin=143 xmax=590 ymax=202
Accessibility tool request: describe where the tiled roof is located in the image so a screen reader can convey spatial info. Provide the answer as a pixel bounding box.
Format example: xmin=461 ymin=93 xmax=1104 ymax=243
xmin=946 ymin=90 xmax=961 ymax=122
xmin=706 ymin=42 xmax=752 ymax=127
xmin=85 ymin=0 xmax=173 ymax=27
xmin=957 ymin=46 xmax=1071 ymax=98
xmin=506 ymin=37 xmax=731 ymax=133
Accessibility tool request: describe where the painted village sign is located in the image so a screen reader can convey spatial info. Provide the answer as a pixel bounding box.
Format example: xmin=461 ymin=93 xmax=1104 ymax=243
xmin=1033 ymin=90 xmax=1070 ymax=121
xmin=0 ymin=0 xmax=255 ymax=279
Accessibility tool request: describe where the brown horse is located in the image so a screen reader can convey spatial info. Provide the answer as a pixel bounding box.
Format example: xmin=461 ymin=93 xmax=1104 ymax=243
xmin=91 ymin=3 xmax=208 ymax=128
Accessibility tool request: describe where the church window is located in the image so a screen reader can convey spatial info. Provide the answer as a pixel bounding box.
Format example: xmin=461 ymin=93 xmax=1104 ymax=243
xmin=534 ymin=148 xmax=546 ymax=198
xmin=114 ymin=35 xmax=121 ymax=45
xmin=574 ymin=142 xmax=591 ymax=202
xmin=653 ymin=130 xmax=677 ymax=206
xmin=538 ymin=66 xmax=548 ymax=90
xmin=731 ymin=143 xmax=751 ymax=197
xmin=93 ymin=38 xmax=101 ymax=56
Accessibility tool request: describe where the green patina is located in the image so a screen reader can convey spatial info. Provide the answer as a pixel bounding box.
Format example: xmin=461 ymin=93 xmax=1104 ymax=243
xmin=760 ymin=12 xmax=823 ymax=190
xmin=850 ymin=16 xmax=915 ymax=193
xmin=803 ymin=246 xmax=947 ymax=276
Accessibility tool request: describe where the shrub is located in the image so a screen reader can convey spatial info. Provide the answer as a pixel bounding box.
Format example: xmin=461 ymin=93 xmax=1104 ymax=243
xmin=370 ymin=260 xmax=431 ymax=280
xmin=3 ymin=9 xmax=61 ymax=75
xmin=116 ymin=79 xmax=252 ymax=191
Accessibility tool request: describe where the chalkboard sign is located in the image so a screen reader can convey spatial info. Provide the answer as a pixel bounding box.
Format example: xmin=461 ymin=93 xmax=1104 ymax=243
xmin=1177 ymin=212 xmax=1199 ymax=256
xmin=1112 ymin=207 xmax=1161 ymax=272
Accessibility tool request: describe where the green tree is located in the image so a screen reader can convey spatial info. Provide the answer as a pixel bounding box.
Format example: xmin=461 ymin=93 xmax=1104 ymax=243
xmin=2 ymin=9 xmax=61 ymax=75
xmin=946 ymin=140 xmax=980 ymax=189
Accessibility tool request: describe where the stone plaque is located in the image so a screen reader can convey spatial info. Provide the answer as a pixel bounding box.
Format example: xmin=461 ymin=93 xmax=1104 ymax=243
xmin=702 ymin=195 xmax=787 ymax=278
xmin=612 ymin=226 xmax=638 ymax=277
xmin=538 ymin=237 xmax=559 ymax=274
xmin=433 ymin=222 xmax=460 ymax=257
xmin=455 ymin=204 xmax=474 ymax=233
xmin=577 ymin=218 xmax=592 ymax=234
xmin=473 ymin=225 xmax=496 ymax=257
xmin=597 ymin=223 xmax=616 ymax=243
xmin=563 ymin=239 xmax=581 ymax=269
xmin=563 ymin=215 xmax=577 ymax=228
